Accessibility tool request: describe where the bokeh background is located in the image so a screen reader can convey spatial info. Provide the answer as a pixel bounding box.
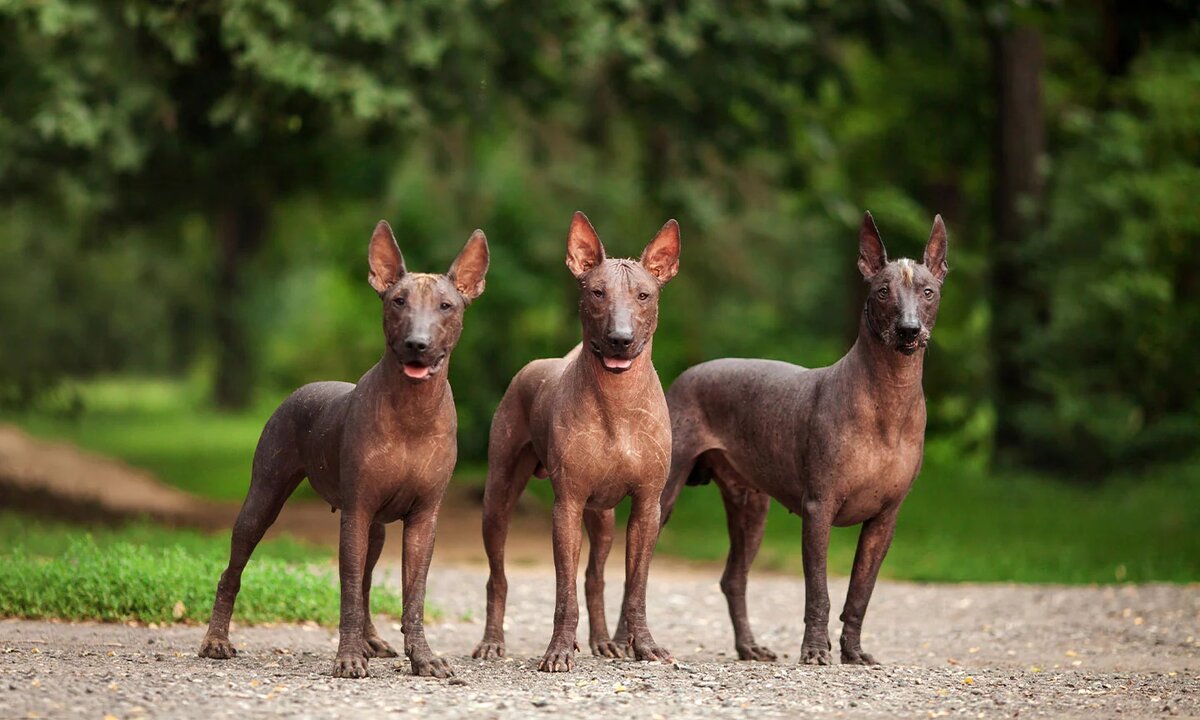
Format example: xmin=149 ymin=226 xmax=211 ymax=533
xmin=1 ymin=0 xmax=1198 ymax=607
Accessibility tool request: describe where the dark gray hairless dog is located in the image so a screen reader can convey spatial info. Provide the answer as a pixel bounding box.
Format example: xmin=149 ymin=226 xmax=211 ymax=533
xmin=589 ymin=212 xmax=948 ymax=664
xmin=472 ymin=212 xmax=680 ymax=672
xmin=198 ymin=220 xmax=489 ymax=679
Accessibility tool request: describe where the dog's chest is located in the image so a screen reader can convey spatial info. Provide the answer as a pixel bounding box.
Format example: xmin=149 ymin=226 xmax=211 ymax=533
xmin=543 ymin=406 xmax=671 ymax=491
xmin=827 ymin=430 xmax=924 ymax=526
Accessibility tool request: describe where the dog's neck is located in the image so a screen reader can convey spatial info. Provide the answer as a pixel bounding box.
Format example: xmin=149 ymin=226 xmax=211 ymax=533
xmin=844 ymin=308 xmax=926 ymax=394
xmin=570 ymin=338 xmax=660 ymax=409
xmin=373 ymin=351 xmax=453 ymax=418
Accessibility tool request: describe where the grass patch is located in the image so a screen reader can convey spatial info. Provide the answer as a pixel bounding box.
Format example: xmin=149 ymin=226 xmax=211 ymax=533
xmin=658 ymin=439 xmax=1200 ymax=584
xmin=6 ymin=377 xmax=1198 ymax=584
xmin=0 ymin=513 xmax=404 ymax=625
xmin=2 ymin=377 xmax=303 ymax=502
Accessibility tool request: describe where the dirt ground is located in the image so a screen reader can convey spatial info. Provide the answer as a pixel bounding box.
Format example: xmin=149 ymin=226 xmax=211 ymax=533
xmin=2 ymin=424 xmax=1198 ymax=718
xmin=2 ymin=565 xmax=1198 ymax=719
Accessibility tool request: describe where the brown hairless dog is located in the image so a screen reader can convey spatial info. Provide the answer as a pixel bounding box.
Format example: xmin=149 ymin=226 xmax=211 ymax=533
xmin=198 ymin=220 xmax=489 ymax=679
xmin=591 ymin=212 xmax=948 ymax=665
xmin=472 ymin=212 xmax=680 ymax=672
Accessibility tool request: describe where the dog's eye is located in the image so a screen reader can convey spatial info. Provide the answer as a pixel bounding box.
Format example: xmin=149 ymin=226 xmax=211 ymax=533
xmin=923 ymin=288 xmax=934 ymax=299
xmin=637 ymin=292 xmax=650 ymax=301
xmin=591 ymin=288 xmax=605 ymax=298
xmin=876 ymin=286 xmax=889 ymax=298
xmin=439 ymin=301 xmax=453 ymax=310
xmin=392 ymin=296 xmax=406 ymax=307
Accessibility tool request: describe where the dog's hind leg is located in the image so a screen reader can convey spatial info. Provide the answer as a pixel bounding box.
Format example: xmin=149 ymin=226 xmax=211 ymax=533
xmin=361 ymin=521 xmax=398 ymax=658
xmin=473 ymin=396 xmax=537 ymax=660
xmin=583 ymin=508 xmax=622 ymax=657
xmin=200 ymin=438 xmax=303 ymax=659
xmin=716 ymin=477 xmax=775 ymax=661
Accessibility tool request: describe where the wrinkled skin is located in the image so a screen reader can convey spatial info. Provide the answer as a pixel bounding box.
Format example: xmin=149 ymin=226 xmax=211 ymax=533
xmin=591 ymin=212 xmax=949 ymax=665
xmin=472 ymin=212 xmax=680 ymax=672
xmin=198 ymin=221 xmax=489 ymax=680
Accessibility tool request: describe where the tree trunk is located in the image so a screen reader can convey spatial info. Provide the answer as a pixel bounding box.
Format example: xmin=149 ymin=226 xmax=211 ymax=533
xmin=989 ymin=24 xmax=1045 ymax=458
xmin=212 ymin=202 xmax=267 ymax=410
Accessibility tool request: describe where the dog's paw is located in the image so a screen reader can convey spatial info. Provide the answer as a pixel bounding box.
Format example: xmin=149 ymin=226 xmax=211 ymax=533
xmin=800 ymin=645 xmax=834 ymax=665
xmin=538 ymin=643 xmax=576 ymax=672
xmin=841 ymin=646 xmax=880 ymax=665
xmin=736 ymin=642 xmax=778 ymax=662
xmin=410 ymin=653 xmax=454 ymax=678
xmin=364 ymin=635 xmax=399 ymax=658
xmin=631 ymin=638 xmax=674 ymax=663
xmin=589 ymin=636 xmax=624 ymax=658
xmin=471 ymin=639 xmax=506 ymax=660
xmin=198 ymin=635 xmax=236 ymax=660
xmin=332 ymin=653 xmax=370 ymax=678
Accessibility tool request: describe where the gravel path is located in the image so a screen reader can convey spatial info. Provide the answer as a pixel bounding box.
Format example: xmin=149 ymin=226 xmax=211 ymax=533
xmin=2 ymin=564 xmax=1197 ymax=719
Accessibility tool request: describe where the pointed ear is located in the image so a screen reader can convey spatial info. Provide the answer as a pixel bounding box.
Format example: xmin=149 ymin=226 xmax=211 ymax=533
xmin=857 ymin=211 xmax=888 ymax=279
xmin=565 ymin=211 xmax=605 ymax=279
xmin=448 ymin=229 xmax=489 ymax=303
xmin=368 ymin=220 xmax=406 ymax=295
xmin=640 ymin=218 xmax=681 ymax=285
xmin=923 ymin=214 xmax=949 ymax=283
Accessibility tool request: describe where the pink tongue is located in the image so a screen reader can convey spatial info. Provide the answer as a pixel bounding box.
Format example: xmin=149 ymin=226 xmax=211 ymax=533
xmin=603 ymin=357 xmax=633 ymax=370
xmin=403 ymin=363 xmax=431 ymax=379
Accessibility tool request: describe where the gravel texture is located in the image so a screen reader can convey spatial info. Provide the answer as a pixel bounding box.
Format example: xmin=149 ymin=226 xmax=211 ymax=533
xmin=2 ymin=564 xmax=1197 ymax=719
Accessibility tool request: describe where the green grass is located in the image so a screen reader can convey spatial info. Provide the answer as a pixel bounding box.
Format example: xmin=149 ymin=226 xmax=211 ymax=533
xmin=0 ymin=512 xmax=405 ymax=625
xmin=5 ymin=377 xmax=1199 ymax=585
xmin=2 ymin=377 xmax=299 ymax=502
xmin=658 ymin=439 xmax=1200 ymax=584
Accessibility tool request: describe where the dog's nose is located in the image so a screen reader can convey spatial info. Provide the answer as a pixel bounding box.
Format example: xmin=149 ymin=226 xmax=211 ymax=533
xmin=405 ymin=336 xmax=430 ymax=353
xmin=607 ymin=330 xmax=634 ymax=350
xmin=896 ymin=323 xmax=920 ymax=342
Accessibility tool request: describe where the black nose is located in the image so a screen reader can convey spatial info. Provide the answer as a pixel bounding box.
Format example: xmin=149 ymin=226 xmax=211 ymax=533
xmin=607 ymin=330 xmax=633 ymax=351
xmin=405 ymin=336 xmax=429 ymax=353
xmin=896 ymin=323 xmax=920 ymax=342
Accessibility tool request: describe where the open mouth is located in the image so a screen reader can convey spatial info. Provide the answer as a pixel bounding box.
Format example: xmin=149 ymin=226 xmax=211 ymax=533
xmin=590 ymin=344 xmax=637 ymax=374
xmin=402 ymin=353 xmax=446 ymax=380
xmin=897 ymin=338 xmax=922 ymax=355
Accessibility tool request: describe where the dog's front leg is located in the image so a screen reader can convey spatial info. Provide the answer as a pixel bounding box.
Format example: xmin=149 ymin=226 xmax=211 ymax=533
xmin=800 ymin=497 xmax=835 ymax=665
xmin=838 ymin=507 xmax=898 ymax=665
xmin=621 ymin=494 xmax=673 ymax=663
xmin=333 ymin=509 xmax=372 ymax=678
xmin=539 ymin=497 xmax=584 ymax=672
xmin=401 ymin=504 xmax=452 ymax=678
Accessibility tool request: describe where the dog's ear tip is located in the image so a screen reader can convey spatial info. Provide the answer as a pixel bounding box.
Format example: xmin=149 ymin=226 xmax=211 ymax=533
xmin=470 ymin=228 xmax=488 ymax=243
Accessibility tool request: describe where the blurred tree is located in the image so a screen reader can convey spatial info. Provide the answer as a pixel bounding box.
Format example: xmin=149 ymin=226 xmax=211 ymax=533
xmin=989 ymin=7 xmax=1047 ymax=459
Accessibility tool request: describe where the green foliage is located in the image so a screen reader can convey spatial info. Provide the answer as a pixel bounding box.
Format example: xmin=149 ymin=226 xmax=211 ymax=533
xmin=0 ymin=0 xmax=1197 ymax=473
xmin=0 ymin=512 xmax=406 ymax=624
xmin=1018 ymin=48 xmax=1200 ymax=471
xmin=658 ymin=439 xmax=1200 ymax=584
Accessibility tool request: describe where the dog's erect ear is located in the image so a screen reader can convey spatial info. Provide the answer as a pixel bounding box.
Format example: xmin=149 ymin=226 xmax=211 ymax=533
xmin=368 ymin=220 xmax=406 ymax=295
xmin=566 ymin=211 xmax=605 ymax=279
xmin=923 ymin=214 xmax=949 ymax=284
xmin=857 ymin=211 xmax=888 ymax=280
xmin=448 ymin=229 xmax=489 ymax=303
xmin=640 ymin=219 xmax=681 ymax=285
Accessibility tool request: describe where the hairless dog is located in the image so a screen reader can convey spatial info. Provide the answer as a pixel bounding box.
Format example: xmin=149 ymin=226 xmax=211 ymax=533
xmin=199 ymin=221 xmax=489 ymax=679
xmin=472 ymin=212 xmax=680 ymax=672
xmin=590 ymin=212 xmax=948 ymax=664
